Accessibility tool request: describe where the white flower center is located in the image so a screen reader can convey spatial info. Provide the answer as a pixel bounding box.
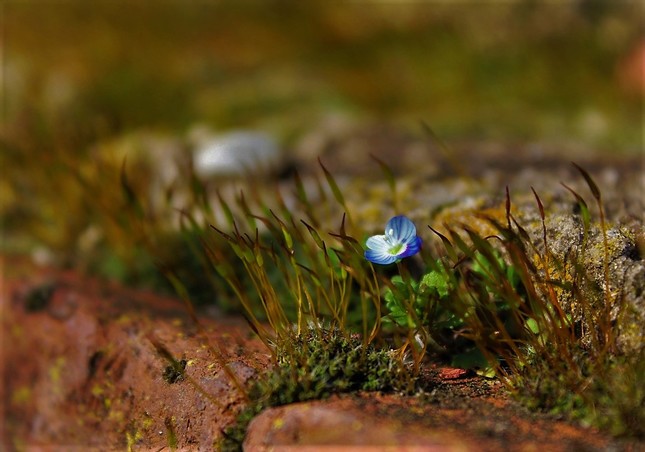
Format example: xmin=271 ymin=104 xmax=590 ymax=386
xmin=384 ymin=230 xmax=404 ymax=255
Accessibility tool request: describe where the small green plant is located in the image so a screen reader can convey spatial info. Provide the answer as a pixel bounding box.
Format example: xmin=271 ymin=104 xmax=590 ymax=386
xmin=382 ymin=250 xmax=522 ymax=337
xmin=383 ymin=269 xmax=449 ymax=330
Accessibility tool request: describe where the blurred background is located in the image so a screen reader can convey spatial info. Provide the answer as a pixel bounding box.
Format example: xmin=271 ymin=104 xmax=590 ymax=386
xmin=2 ymin=1 xmax=643 ymax=281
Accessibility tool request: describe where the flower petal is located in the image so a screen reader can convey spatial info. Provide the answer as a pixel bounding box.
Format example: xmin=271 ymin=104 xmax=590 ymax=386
xmin=365 ymin=248 xmax=398 ymax=265
xmin=399 ymin=235 xmax=422 ymax=258
xmin=386 ymin=215 xmax=416 ymax=243
xmin=366 ymin=235 xmax=390 ymax=252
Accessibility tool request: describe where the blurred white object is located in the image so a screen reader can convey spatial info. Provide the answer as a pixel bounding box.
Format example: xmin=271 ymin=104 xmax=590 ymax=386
xmin=191 ymin=129 xmax=281 ymax=177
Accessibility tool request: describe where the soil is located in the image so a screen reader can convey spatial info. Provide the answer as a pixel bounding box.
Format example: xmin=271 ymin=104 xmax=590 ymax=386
xmin=2 ymin=256 xmax=643 ymax=451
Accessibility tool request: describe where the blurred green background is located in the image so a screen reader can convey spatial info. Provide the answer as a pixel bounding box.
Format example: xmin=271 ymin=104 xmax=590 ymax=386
xmin=2 ymin=1 xmax=643 ymax=271
xmin=4 ymin=2 xmax=643 ymax=145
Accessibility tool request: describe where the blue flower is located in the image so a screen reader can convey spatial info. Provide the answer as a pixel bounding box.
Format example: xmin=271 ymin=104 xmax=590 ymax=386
xmin=364 ymin=215 xmax=422 ymax=265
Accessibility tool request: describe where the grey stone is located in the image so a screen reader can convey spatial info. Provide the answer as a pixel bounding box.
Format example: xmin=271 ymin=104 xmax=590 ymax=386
xmin=192 ymin=130 xmax=281 ymax=177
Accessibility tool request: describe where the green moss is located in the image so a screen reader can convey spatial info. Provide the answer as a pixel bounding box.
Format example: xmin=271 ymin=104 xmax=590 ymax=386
xmin=516 ymin=346 xmax=645 ymax=438
xmin=267 ymin=326 xmax=412 ymax=402
xmin=219 ymin=326 xmax=412 ymax=451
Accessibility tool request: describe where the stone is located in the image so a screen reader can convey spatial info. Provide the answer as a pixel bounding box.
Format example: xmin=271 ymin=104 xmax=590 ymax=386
xmin=191 ymin=129 xmax=282 ymax=177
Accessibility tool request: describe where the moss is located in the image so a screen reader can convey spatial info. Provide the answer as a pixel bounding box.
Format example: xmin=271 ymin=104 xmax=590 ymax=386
xmin=219 ymin=326 xmax=412 ymax=451
xmin=24 ymin=282 xmax=56 ymax=312
xmin=91 ymin=384 xmax=103 ymax=397
xmin=48 ymin=356 xmax=66 ymax=394
xmin=11 ymin=386 xmax=32 ymax=405
xmin=10 ymin=324 xmax=23 ymax=338
xmin=164 ymin=416 xmax=178 ymax=450
xmin=107 ymin=407 xmax=123 ymax=422
xmin=266 ymin=326 xmax=412 ymax=402
xmin=162 ymin=359 xmax=186 ymax=384
xmin=125 ymin=412 xmax=156 ymax=452
xmin=125 ymin=429 xmax=143 ymax=452
xmin=415 ymin=172 xmax=644 ymax=439
xmin=141 ymin=413 xmax=154 ymax=430
xmin=515 ymin=345 xmax=645 ymax=438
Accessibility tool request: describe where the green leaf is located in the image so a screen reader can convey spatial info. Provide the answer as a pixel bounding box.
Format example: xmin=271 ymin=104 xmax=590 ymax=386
xmin=383 ymin=281 xmax=417 ymax=328
xmin=386 ymin=305 xmax=415 ymax=328
xmin=420 ymin=270 xmax=450 ymax=298
xmin=319 ymin=158 xmax=346 ymax=209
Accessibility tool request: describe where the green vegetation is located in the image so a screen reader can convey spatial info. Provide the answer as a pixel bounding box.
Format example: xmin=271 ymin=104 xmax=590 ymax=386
xmin=2 ymin=3 xmax=643 ymax=447
xmin=219 ymin=325 xmax=411 ymax=451
xmin=184 ymin=161 xmax=642 ymax=444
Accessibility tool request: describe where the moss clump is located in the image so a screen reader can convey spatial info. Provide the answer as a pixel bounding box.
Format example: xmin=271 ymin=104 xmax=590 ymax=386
xmin=219 ymin=326 xmax=412 ymax=451
xmin=162 ymin=359 xmax=186 ymax=384
xmin=24 ymin=282 xmax=56 ymax=312
xmin=516 ymin=345 xmax=645 ymax=438
xmin=267 ymin=326 xmax=412 ymax=401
